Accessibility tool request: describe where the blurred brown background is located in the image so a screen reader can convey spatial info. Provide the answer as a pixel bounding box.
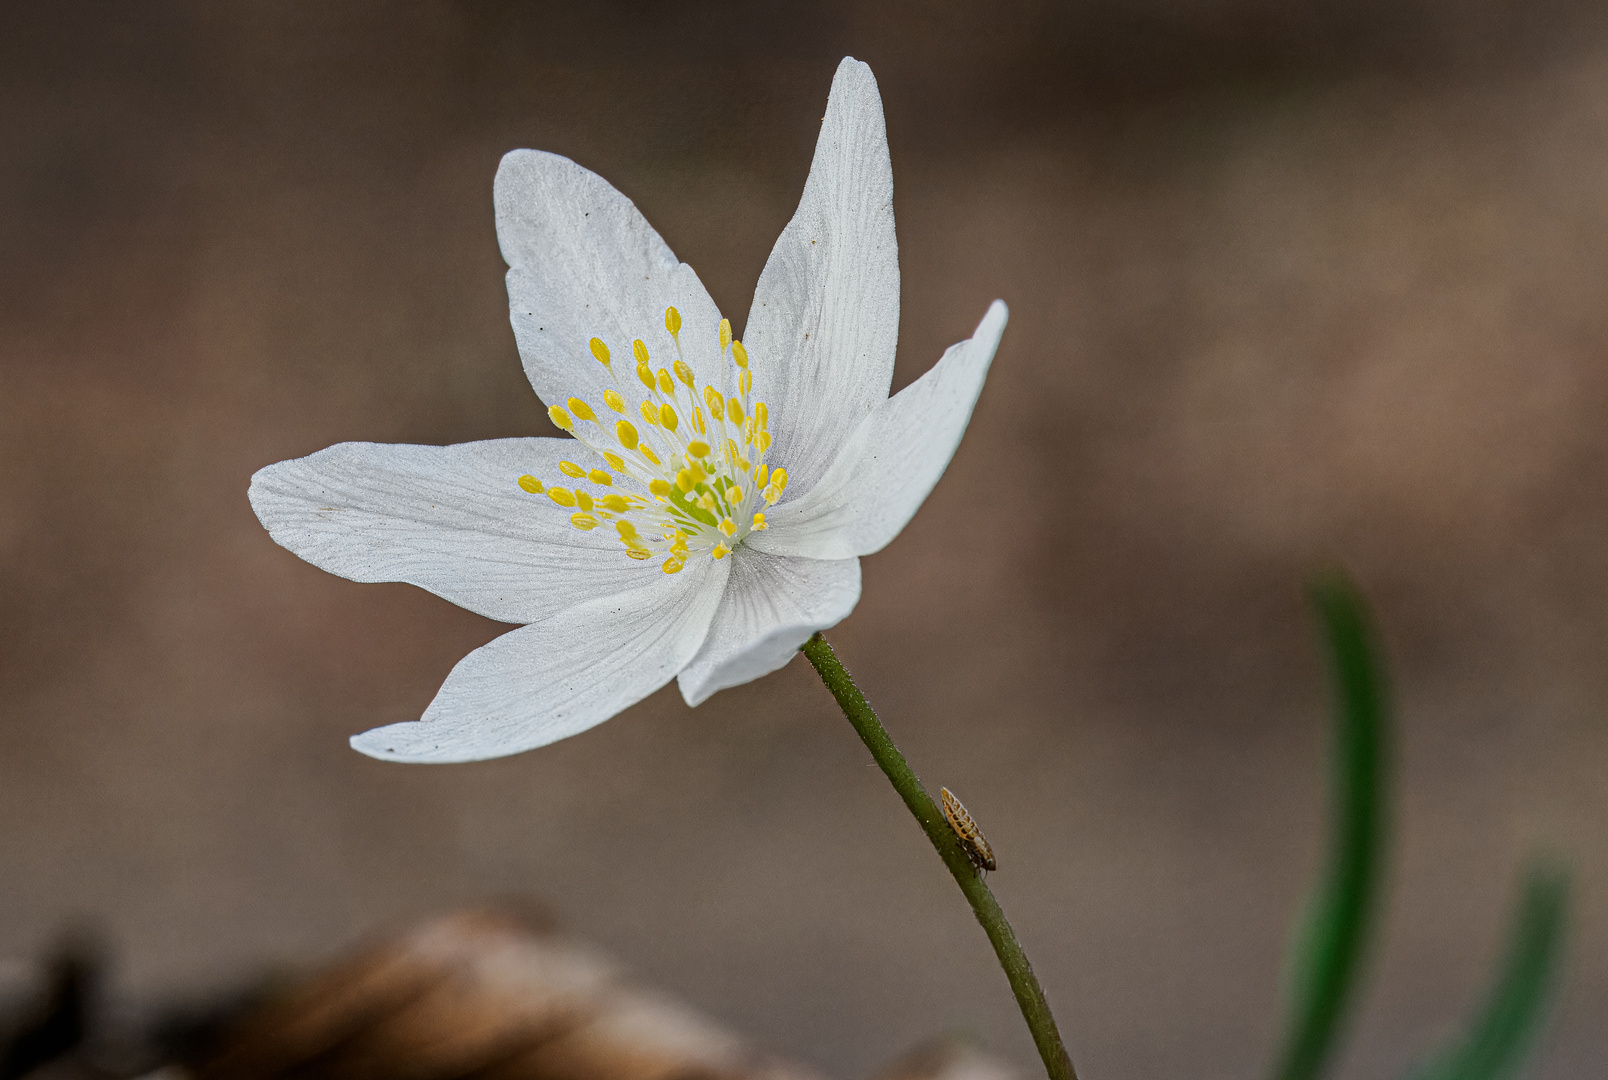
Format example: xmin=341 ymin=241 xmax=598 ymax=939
xmin=4 ymin=0 xmax=1608 ymax=1077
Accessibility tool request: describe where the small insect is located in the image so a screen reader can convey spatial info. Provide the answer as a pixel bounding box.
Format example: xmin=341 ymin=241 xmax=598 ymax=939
xmin=940 ymin=787 xmax=997 ymax=874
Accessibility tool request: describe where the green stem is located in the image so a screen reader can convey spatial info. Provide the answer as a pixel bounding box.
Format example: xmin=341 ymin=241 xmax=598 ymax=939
xmin=800 ymin=633 xmax=1078 ymax=1080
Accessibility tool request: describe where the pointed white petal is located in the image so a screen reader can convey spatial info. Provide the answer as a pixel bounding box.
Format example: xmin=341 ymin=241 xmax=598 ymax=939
xmin=676 ymin=550 xmax=861 ymax=707
xmin=748 ymin=301 xmax=1007 ymax=561
xmin=496 ymin=150 xmax=728 ymax=414
xmin=249 ymin=438 xmax=652 ymax=625
xmin=351 ymin=556 xmax=730 ymax=763
xmin=742 ymin=57 xmax=899 ymax=492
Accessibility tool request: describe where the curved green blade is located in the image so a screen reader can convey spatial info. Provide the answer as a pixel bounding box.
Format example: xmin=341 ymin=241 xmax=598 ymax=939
xmin=1405 ymin=865 xmax=1570 ymax=1080
xmin=1268 ymin=573 xmax=1390 ymax=1080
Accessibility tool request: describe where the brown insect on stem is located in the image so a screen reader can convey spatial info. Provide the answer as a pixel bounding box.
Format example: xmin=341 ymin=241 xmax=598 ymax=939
xmin=940 ymin=787 xmax=997 ymax=874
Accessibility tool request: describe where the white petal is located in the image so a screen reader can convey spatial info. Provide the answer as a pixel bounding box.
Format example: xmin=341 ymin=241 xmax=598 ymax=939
xmin=249 ymin=438 xmax=653 ymax=625
xmin=676 ymin=550 xmax=861 ymax=707
xmin=747 ymin=300 xmax=1007 ymax=561
xmin=742 ymin=57 xmax=899 ymax=493
xmin=351 ymin=556 xmax=731 ymax=763
xmin=496 ymin=150 xmax=729 ymax=413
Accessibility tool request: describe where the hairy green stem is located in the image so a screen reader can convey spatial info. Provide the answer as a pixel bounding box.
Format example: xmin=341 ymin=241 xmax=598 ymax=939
xmin=800 ymin=633 xmax=1078 ymax=1080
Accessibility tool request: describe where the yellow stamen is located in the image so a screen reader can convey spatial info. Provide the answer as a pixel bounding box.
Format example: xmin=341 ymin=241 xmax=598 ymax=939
xmin=575 ymin=491 xmax=594 ymax=512
xmin=633 ymin=339 xmax=650 ymax=367
xmin=738 ymin=370 xmax=752 ymax=394
xmin=771 ymin=467 xmax=788 ymax=492
xmin=704 ymin=386 xmax=725 ymax=419
xmin=517 ymin=475 xmax=543 ymax=494
xmin=663 ymin=556 xmax=685 ymax=574
xmin=601 ymin=494 xmax=629 ymax=512
xmin=603 ymin=451 xmax=626 ymax=471
xmin=731 ymin=340 xmax=748 ymax=368
xmin=656 ymin=368 xmax=675 ymax=394
xmin=757 ymin=432 xmax=772 ymax=452
xmin=548 ymin=406 xmax=574 ymax=431
xmin=649 ymin=479 xmax=673 ymax=499
xmin=616 ymin=520 xmax=638 ymax=537
xmin=659 ymin=403 xmax=679 ymax=431
xmin=756 ymin=464 xmax=769 ymax=486
xmin=727 ymin=398 xmax=744 ymax=424
xmin=640 ymin=445 xmax=662 ymax=465
xmin=627 ymin=549 xmax=652 ymax=561
xmin=754 ymin=402 xmax=768 ymax=428
xmin=571 ymin=512 xmax=598 ymax=530
xmin=751 ymin=512 xmax=767 ymax=531
xmin=636 ymin=364 xmax=655 ymax=390
xmin=604 ymin=389 xmax=626 ymax=413
xmin=676 ymin=469 xmax=695 ymax=492
xmin=664 ymin=306 xmax=682 ymax=339
xmin=567 ymin=397 xmax=597 ymax=423
xmin=674 ymin=360 xmax=695 ymax=388
xmin=711 ymin=543 xmax=730 ymax=560
xmin=719 ymin=319 xmax=733 ymax=350
xmin=687 ymin=441 xmax=710 ymax=458
xmin=588 ymin=469 xmax=613 ymax=486
xmin=640 ymin=401 xmax=660 ymax=427
xmin=719 ymin=517 xmax=736 ymax=536
xmin=590 ymin=338 xmax=611 ymax=366
xmin=615 ymin=420 xmax=639 ymax=449
xmin=559 ymin=461 xmax=585 ymax=478
xmin=547 ymin=487 xmax=576 ymax=507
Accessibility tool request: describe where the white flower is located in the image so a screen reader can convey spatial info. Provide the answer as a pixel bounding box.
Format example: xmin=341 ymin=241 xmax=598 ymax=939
xmin=248 ymin=57 xmax=1007 ymax=763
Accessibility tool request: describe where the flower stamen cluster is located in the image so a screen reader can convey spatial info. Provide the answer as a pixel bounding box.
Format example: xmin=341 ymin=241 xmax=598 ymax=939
xmin=515 ymin=308 xmax=788 ymax=574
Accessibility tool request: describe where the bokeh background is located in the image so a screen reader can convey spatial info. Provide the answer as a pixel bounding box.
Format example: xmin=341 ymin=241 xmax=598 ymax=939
xmin=5 ymin=0 xmax=1608 ymax=1077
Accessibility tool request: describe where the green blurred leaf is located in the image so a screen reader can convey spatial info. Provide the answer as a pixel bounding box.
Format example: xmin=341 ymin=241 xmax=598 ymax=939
xmin=1268 ymin=573 xmax=1389 ymax=1080
xmin=1405 ymin=866 xmax=1571 ymax=1080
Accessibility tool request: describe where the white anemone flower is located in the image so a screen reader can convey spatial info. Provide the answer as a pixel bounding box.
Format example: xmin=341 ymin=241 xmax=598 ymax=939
xmin=249 ymin=57 xmax=1007 ymax=763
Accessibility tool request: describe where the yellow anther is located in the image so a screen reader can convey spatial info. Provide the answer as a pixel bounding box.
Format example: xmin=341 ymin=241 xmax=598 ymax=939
xmin=570 ymin=512 xmax=598 ymax=531
xmin=656 ymin=368 xmax=675 ymax=394
xmin=636 ymin=364 xmax=655 ymax=390
xmin=738 ymin=370 xmax=752 ymax=394
xmin=548 ymin=406 xmax=574 ymax=431
xmin=640 ymin=445 xmax=662 ymax=465
xmin=687 ymin=440 xmax=710 ymax=458
xmin=633 ymin=339 xmax=650 ymax=367
xmin=575 ymin=491 xmax=594 ymax=512
xmin=691 ymin=407 xmax=706 ymax=434
xmin=757 ymin=464 xmax=769 ymax=486
xmin=757 ymin=432 xmax=772 ymax=452
xmin=754 ymin=401 xmax=768 ymax=428
xmin=659 ymin=403 xmax=679 ymax=431
xmin=517 ymin=475 xmax=543 ymax=494
xmin=567 ymin=397 xmax=597 ymax=423
xmin=726 ymin=398 xmax=744 ymax=424
xmin=649 ymin=479 xmax=673 ymax=499
xmin=601 ymin=494 xmax=629 ymax=512
xmin=751 ymin=512 xmax=768 ymax=531
xmin=703 ymin=386 xmax=725 ymax=419
xmin=616 ymin=520 xmax=638 ymax=537
xmin=662 ymin=556 xmax=686 ymax=574
xmin=604 ymin=389 xmax=626 ymax=413
xmin=588 ymin=469 xmax=613 ymax=486
xmin=603 ymin=452 xmax=626 ymax=471
xmin=719 ymin=517 xmax=736 ymax=537
xmin=615 ymin=420 xmax=639 ymax=449
xmin=711 ymin=543 xmax=730 ymax=560
xmin=665 ymin=306 xmax=682 ymax=339
xmin=640 ymin=401 xmax=660 ymax=427
xmin=559 ymin=460 xmax=585 ymax=478
xmin=627 ymin=549 xmax=652 ymax=561
xmin=719 ymin=318 xmax=732 ymax=350
xmin=590 ymin=337 xmax=611 ymax=366
xmin=731 ymin=340 xmax=748 ymax=368
xmin=771 ymin=467 xmax=789 ymax=492
xmin=676 ymin=469 xmax=695 ymax=492
xmin=724 ymin=438 xmax=740 ymax=459
xmin=698 ymin=493 xmax=716 ymax=511
xmin=674 ymin=359 xmax=695 ymax=387
xmin=763 ymin=484 xmax=781 ymax=504
xmin=548 ymin=487 xmax=576 ymax=507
